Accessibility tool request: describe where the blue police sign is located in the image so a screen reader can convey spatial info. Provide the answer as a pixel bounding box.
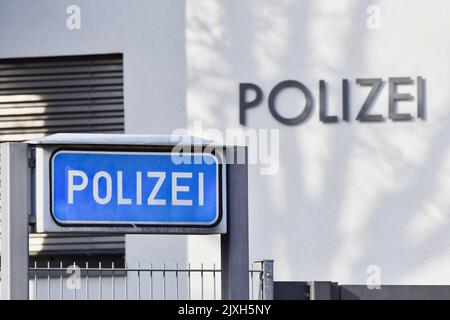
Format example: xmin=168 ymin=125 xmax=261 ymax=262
xmin=51 ymin=150 xmax=221 ymax=226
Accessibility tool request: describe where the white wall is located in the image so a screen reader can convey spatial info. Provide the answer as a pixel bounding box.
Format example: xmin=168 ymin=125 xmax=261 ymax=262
xmin=2 ymin=0 xmax=450 ymax=285
xmin=185 ymin=0 xmax=450 ymax=284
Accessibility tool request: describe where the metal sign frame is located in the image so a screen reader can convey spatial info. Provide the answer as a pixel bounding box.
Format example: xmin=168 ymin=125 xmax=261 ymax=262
xmin=34 ymin=144 xmax=227 ymax=234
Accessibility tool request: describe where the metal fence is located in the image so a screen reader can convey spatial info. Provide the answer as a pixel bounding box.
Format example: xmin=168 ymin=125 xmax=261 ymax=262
xmin=1 ymin=260 xmax=273 ymax=300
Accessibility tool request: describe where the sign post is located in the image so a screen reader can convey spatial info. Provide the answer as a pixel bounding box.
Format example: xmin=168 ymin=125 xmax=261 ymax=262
xmin=0 ymin=142 xmax=29 ymax=300
xmin=221 ymin=146 xmax=249 ymax=300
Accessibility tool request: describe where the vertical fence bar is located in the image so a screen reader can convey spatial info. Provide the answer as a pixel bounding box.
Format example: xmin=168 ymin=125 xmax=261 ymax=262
xmin=137 ymin=262 xmax=141 ymax=300
xmin=175 ymin=263 xmax=179 ymax=300
xmin=250 ymin=267 xmax=254 ymax=300
xmin=124 ymin=262 xmax=128 ymax=300
xmin=150 ymin=262 xmax=153 ymax=300
xmin=34 ymin=261 xmax=37 ymax=300
xmin=111 ymin=262 xmax=115 ymax=300
xmin=59 ymin=261 xmax=63 ymax=300
xmin=98 ymin=262 xmax=102 ymax=300
xmin=73 ymin=261 xmax=77 ymax=300
xmin=163 ymin=262 xmax=166 ymax=300
xmin=213 ymin=263 xmax=216 ymax=300
xmin=86 ymin=262 xmax=89 ymax=301
xmin=201 ymin=263 xmax=204 ymax=300
xmin=47 ymin=261 xmax=50 ymax=300
xmin=188 ymin=263 xmax=191 ymax=300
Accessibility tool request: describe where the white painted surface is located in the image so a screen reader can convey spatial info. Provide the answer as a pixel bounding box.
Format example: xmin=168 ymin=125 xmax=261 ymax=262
xmin=1 ymin=0 xmax=450 ymax=284
xmin=27 ymin=133 xmax=217 ymax=147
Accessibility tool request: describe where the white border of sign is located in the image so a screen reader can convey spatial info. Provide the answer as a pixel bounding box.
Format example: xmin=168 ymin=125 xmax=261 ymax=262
xmin=50 ymin=150 xmax=221 ymax=226
xmin=35 ymin=146 xmax=227 ymax=234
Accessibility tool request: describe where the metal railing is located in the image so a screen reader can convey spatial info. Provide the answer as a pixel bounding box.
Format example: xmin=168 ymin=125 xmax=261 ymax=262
xmin=1 ymin=260 xmax=273 ymax=300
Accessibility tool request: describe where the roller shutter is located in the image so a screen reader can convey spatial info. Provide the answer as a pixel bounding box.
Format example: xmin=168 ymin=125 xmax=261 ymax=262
xmin=0 ymin=54 xmax=125 ymax=256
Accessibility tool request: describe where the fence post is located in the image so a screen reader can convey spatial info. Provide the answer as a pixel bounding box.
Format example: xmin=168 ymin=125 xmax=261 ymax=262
xmin=221 ymin=146 xmax=249 ymax=300
xmin=0 ymin=142 xmax=30 ymax=300
xmin=258 ymin=260 xmax=274 ymax=300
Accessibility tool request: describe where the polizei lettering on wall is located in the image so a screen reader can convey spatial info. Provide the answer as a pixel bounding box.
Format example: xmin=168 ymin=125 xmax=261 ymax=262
xmin=239 ymin=77 xmax=426 ymax=125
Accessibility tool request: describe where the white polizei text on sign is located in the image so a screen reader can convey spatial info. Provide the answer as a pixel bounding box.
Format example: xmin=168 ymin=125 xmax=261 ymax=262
xmin=67 ymin=170 xmax=205 ymax=206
